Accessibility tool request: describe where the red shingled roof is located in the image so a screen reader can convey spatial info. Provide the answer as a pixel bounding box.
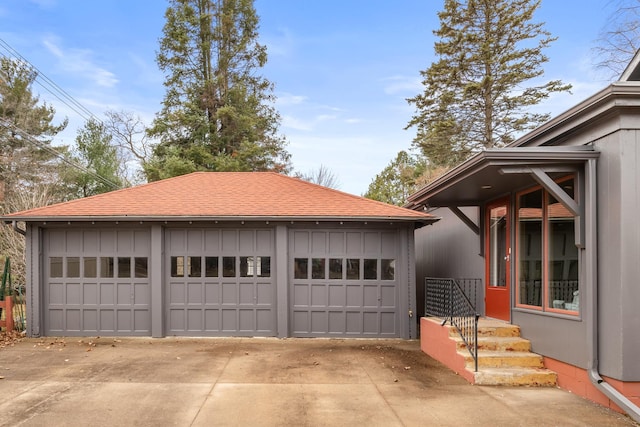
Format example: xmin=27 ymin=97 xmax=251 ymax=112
xmin=3 ymin=172 xmax=434 ymax=222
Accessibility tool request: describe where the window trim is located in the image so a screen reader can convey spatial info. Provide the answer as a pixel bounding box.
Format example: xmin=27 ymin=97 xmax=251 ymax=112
xmin=515 ymin=175 xmax=579 ymax=316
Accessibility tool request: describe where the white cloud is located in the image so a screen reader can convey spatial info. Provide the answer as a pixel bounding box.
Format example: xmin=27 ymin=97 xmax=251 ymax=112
xmin=262 ymin=27 xmax=295 ymax=57
xmin=382 ymin=75 xmax=422 ymax=95
xmin=276 ymin=92 xmax=308 ymax=106
xmin=42 ymin=35 xmax=118 ymax=88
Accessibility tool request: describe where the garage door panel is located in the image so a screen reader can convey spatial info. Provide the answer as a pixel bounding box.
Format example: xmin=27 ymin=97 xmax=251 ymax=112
xmin=84 ymin=284 xmax=98 ymax=304
xmin=188 ymin=309 xmax=202 ymax=330
xmin=256 ymin=283 xmax=272 ymax=304
xmin=66 ymin=310 xmax=81 ymax=331
xmin=222 ymin=283 xmax=237 ymax=304
xmin=328 ymin=285 xmax=344 ymax=306
xmin=205 ymin=283 xmax=220 ymax=303
xmin=66 ymin=283 xmax=81 ymax=304
xmin=170 ymin=282 xmax=185 ymax=304
xmin=117 ymin=284 xmax=131 ymax=304
xmin=44 ymin=229 xmax=151 ymax=336
xmin=100 ymin=310 xmax=115 ymax=331
xmin=311 ymin=285 xmax=327 ymax=306
xmin=363 ymin=286 xmax=378 ymax=307
xmin=380 ymin=286 xmax=396 ymax=308
xmin=328 ymin=311 xmax=344 ymax=333
xmin=83 ymin=310 xmax=97 ymax=331
xmin=239 ymin=283 xmax=253 ymax=304
xmin=134 ymin=310 xmax=150 ymax=332
xmin=290 ymin=229 xmax=400 ymax=337
xmin=188 ymin=282 xmax=202 ymax=304
xmin=134 ymin=283 xmax=150 ymax=305
xmin=101 ymin=284 xmax=115 ymax=304
xmin=222 ymin=309 xmax=237 ymax=331
xmin=346 ymin=311 xmax=361 ymax=333
xmin=205 ymin=310 xmax=219 ymax=330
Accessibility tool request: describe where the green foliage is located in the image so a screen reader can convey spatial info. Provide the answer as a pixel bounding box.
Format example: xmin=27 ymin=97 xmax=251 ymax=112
xmin=147 ymin=0 xmax=291 ymax=180
xmin=0 ymin=57 xmax=68 ymax=199
xmin=407 ymin=0 xmax=571 ymax=167
xmin=64 ymin=119 xmax=123 ymax=198
xmin=364 ymin=151 xmax=427 ymax=206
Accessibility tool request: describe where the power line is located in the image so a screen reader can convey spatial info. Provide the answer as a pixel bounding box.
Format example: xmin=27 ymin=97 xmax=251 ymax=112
xmin=0 ymin=38 xmax=101 ymax=124
xmin=0 ymin=118 xmax=121 ymax=191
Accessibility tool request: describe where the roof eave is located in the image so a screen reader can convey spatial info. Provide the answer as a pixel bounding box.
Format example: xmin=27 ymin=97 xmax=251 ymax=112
xmin=3 ymin=215 xmax=437 ymax=225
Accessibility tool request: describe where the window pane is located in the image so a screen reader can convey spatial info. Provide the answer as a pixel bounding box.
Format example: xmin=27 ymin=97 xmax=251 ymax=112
xmin=84 ymin=257 xmax=97 ymax=278
xmin=100 ymin=257 xmax=114 ymax=278
xmin=50 ymin=257 xmax=63 ymax=278
xmin=135 ymin=257 xmax=148 ymax=278
xmin=364 ymin=259 xmax=377 ymax=280
xmin=171 ymin=256 xmax=184 ymax=277
xmin=548 ymin=179 xmax=579 ymax=311
xmin=329 ymin=258 xmax=343 ymax=279
xmin=381 ymin=259 xmax=395 ymax=280
xmin=312 ymin=258 xmax=325 ymax=279
xmin=240 ymin=256 xmax=253 ymax=277
xmin=118 ymin=257 xmax=131 ymax=278
xmin=188 ymin=256 xmax=201 ymax=277
xmin=517 ymin=189 xmax=543 ymax=307
xmin=205 ymin=257 xmax=219 ymax=277
xmin=488 ymin=205 xmax=507 ymax=288
xmin=67 ymin=257 xmax=80 ymax=278
xmin=346 ymin=259 xmax=360 ymax=280
xmin=294 ymin=258 xmax=308 ymax=279
xmin=223 ymin=257 xmax=236 ymax=277
xmin=257 ymin=257 xmax=271 ymax=278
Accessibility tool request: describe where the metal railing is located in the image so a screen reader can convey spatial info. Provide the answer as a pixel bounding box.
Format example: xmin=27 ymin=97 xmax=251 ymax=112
xmin=425 ymin=278 xmax=481 ymax=372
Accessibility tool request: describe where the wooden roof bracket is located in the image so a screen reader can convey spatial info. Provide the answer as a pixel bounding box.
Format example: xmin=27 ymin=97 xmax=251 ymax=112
xmin=499 ymin=165 xmax=585 ymax=248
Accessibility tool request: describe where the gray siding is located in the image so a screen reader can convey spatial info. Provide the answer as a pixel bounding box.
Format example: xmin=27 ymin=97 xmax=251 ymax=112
xmin=595 ymin=128 xmax=640 ymax=381
xmin=415 ymin=207 xmax=485 ymax=317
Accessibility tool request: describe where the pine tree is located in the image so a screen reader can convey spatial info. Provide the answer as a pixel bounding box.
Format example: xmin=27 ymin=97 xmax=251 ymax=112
xmin=146 ymin=0 xmax=290 ymax=180
xmin=0 ymin=57 xmax=67 ymax=199
xmin=406 ymin=0 xmax=571 ymax=167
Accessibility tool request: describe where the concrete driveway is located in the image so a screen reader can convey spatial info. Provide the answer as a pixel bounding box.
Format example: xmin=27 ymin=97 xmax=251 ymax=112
xmin=0 ymin=337 xmax=634 ymax=426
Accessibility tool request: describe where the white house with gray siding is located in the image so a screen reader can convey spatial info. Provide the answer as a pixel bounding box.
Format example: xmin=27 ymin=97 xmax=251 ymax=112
xmin=406 ymin=52 xmax=640 ymax=419
xmin=3 ymin=172 xmax=434 ymax=339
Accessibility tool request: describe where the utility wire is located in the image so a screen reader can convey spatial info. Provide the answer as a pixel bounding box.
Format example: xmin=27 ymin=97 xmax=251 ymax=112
xmin=0 ymin=119 xmax=121 ymax=191
xmin=0 ymin=38 xmax=101 ymax=124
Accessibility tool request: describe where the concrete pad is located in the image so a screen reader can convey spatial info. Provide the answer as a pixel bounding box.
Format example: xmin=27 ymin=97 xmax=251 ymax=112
xmin=0 ymin=337 xmax=634 ymax=427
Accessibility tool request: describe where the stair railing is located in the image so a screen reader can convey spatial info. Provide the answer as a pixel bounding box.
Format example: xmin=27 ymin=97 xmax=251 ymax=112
xmin=425 ymin=278 xmax=480 ymax=372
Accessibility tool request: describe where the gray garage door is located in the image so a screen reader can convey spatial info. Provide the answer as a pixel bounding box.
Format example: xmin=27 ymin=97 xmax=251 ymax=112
xmin=44 ymin=229 xmax=151 ymax=336
xmin=166 ymin=228 xmax=276 ymax=336
xmin=290 ymin=230 xmax=400 ymax=337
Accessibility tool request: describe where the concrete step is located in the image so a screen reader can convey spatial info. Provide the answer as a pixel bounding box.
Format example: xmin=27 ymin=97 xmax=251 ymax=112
xmin=447 ymin=320 xmax=521 ymax=338
xmin=460 ymin=350 xmax=544 ymax=369
xmin=473 ymin=367 xmax=558 ymax=386
xmin=454 ymin=336 xmax=532 ymax=352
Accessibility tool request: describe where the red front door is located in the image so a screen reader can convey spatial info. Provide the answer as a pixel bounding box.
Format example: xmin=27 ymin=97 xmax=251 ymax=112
xmin=485 ymin=199 xmax=511 ymax=321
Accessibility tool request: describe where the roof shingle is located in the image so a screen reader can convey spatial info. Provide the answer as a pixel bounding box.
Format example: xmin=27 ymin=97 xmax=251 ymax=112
xmin=3 ymin=172 xmax=434 ymax=222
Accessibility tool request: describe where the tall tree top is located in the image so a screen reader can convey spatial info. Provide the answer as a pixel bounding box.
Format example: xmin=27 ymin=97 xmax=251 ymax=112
xmin=407 ymin=0 xmax=571 ymax=167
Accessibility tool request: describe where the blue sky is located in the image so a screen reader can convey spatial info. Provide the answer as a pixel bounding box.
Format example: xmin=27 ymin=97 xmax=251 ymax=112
xmin=0 ymin=0 xmax=621 ymax=195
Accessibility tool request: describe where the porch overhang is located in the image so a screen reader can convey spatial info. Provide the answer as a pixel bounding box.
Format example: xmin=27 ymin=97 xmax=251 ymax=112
xmin=404 ymin=146 xmax=600 ymax=210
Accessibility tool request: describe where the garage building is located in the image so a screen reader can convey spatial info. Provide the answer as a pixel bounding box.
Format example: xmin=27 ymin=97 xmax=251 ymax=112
xmin=3 ymin=172 xmax=434 ymax=338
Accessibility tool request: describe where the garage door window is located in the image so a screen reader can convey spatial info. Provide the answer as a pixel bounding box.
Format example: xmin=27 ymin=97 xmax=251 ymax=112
xmin=188 ymin=256 xmax=201 ymax=277
xmin=346 ymin=259 xmax=360 ymax=280
xmin=50 ymin=257 xmax=63 ymax=277
xmin=329 ymin=259 xmax=342 ymax=279
xmin=67 ymin=257 xmax=80 ymax=278
xmin=118 ymin=257 xmax=131 ymax=278
xmin=100 ymin=257 xmax=114 ymax=278
xmin=134 ymin=257 xmax=148 ymax=278
xmin=84 ymin=257 xmax=97 ymax=278
xmin=381 ymin=259 xmax=395 ymax=280
xmin=205 ymin=257 xmax=219 ymax=277
xmin=294 ymin=258 xmax=308 ymax=279
xmin=364 ymin=259 xmax=377 ymax=280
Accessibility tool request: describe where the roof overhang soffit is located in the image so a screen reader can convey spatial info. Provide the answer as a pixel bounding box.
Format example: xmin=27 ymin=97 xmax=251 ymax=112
xmin=406 ymin=147 xmax=600 ymax=247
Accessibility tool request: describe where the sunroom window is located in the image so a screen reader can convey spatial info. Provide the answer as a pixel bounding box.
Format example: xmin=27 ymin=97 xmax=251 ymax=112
xmin=516 ymin=177 xmax=579 ymax=314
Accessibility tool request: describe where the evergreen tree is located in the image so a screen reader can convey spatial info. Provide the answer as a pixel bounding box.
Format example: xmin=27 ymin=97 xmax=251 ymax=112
xmin=364 ymin=151 xmax=428 ymax=206
xmin=147 ymin=0 xmax=290 ymax=180
xmin=64 ymin=119 xmax=124 ymax=198
xmin=406 ymin=0 xmax=571 ymax=167
xmin=0 ymin=57 xmax=67 ymax=199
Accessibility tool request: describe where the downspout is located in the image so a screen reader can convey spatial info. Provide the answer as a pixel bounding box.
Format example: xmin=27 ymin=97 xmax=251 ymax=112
xmin=12 ymin=221 xmax=26 ymax=236
xmin=585 ymin=158 xmax=640 ymax=423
